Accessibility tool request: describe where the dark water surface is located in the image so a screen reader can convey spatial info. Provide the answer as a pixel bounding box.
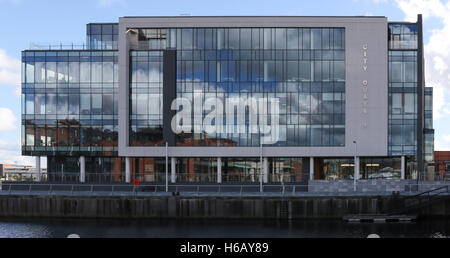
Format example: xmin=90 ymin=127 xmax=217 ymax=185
xmin=0 ymin=218 xmax=449 ymax=238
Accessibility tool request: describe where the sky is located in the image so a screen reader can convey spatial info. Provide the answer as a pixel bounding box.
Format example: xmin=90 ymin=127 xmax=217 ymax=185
xmin=0 ymin=0 xmax=449 ymax=167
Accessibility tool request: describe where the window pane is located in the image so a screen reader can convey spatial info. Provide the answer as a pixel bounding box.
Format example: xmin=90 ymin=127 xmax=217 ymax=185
xmin=80 ymin=62 xmax=90 ymax=83
xmin=91 ymin=62 xmax=102 ymax=83
xmin=57 ymin=94 xmax=68 ymax=114
xmin=392 ymin=93 xmax=402 ymax=114
xmin=26 ymin=94 xmax=34 ymax=114
xmin=103 ymin=62 xmax=114 ymax=83
xmin=92 ymin=94 xmax=102 ymax=115
xmin=392 ymin=125 xmax=402 ymax=145
xmin=311 ymin=29 xmax=321 ymax=49
xmin=404 ymin=93 xmax=415 ymax=113
xmin=149 ymin=62 xmax=161 ymax=82
xmin=334 ymin=61 xmax=345 ymax=81
xmin=46 ymin=94 xmax=56 ymax=114
xmin=46 ymin=62 xmax=57 ymax=83
xmin=404 ymin=125 xmax=415 ymax=145
xmin=287 ymin=61 xmax=298 ymax=81
xmin=404 ymin=62 xmax=416 ymax=82
xmin=80 ymin=94 xmax=91 ymax=115
xmin=229 ymin=29 xmax=239 ymax=49
xmin=102 ymin=94 xmax=114 ymax=115
xmin=287 ymin=29 xmax=298 ymax=49
xmin=35 ymin=62 xmax=46 ymax=83
xmin=240 ymin=29 xmax=251 ymax=49
xmin=275 ymin=29 xmax=286 ymax=49
xmin=57 ymin=62 xmax=68 ymax=83
xmin=299 ymin=61 xmax=311 ymax=81
xmin=69 ymin=62 xmax=79 ymax=83
xmin=26 ymin=63 xmax=34 ymax=83
xmin=34 ymin=94 xmax=45 ymax=115
xmin=390 ymin=62 xmax=402 ymax=82
xmin=69 ymin=94 xmax=79 ymax=115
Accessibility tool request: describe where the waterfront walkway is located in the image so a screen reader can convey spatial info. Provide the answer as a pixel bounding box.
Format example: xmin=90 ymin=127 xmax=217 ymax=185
xmin=1 ymin=182 xmax=450 ymax=197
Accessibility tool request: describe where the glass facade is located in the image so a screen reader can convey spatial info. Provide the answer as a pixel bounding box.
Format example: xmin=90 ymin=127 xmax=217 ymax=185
xmin=47 ymin=156 xmax=124 ymax=183
xmin=175 ymin=158 xmax=218 ymax=183
xmin=388 ymin=23 xmax=418 ymax=49
xmin=314 ymin=158 xmax=354 ymax=180
xmin=129 ymin=51 xmax=164 ymax=146
xmin=129 ymin=157 xmax=166 ymax=182
xmin=221 ymin=157 xmax=262 ymax=183
xmin=424 ymin=87 xmax=434 ymax=165
xmin=268 ymin=158 xmax=304 ymax=183
xmin=21 ymin=50 xmax=120 ymax=181
xmin=388 ymin=23 xmax=419 ymax=156
xmin=22 ymin=51 xmax=119 ymax=156
xmin=359 ymin=157 xmax=401 ymax=179
xmin=128 ymin=28 xmax=346 ymax=147
xmin=87 ymin=23 xmax=118 ymax=50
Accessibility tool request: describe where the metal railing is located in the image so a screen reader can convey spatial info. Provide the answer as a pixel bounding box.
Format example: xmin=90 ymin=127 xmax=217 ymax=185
xmin=0 ymin=183 xmax=309 ymax=196
xmin=389 ymin=185 xmax=450 ymax=215
xmin=29 ymin=43 xmax=90 ymax=50
xmin=3 ymin=181 xmax=450 ymax=196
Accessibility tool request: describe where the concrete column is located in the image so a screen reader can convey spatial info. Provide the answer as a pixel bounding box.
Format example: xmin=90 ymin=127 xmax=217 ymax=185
xmin=171 ymin=157 xmax=176 ymax=183
xmin=125 ymin=157 xmax=131 ymax=183
xmin=79 ymin=156 xmax=85 ymax=183
xmin=401 ymin=156 xmax=406 ymax=180
xmin=354 ymin=157 xmax=360 ymax=180
xmin=309 ymin=157 xmax=314 ymax=181
xmin=35 ymin=156 xmax=41 ymax=182
xmin=263 ymin=157 xmax=269 ymax=183
xmin=217 ymin=157 xmax=222 ymax=184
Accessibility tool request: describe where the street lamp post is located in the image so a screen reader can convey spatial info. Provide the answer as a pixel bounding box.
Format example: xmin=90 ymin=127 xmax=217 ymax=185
xmin=260 ymin=144 xmax=263 ymax=193
xmin=353 ymin=140 xmax=357 ymax=192
xmin=165 ymin=142 xmax=169 ymax=192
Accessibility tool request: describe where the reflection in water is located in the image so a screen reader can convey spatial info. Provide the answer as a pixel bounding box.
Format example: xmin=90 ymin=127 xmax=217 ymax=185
xmin=0 ymin=218 xmax=448 ymax=238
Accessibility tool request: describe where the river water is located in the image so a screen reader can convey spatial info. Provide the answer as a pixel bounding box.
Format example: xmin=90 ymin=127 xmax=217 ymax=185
xmin=0 ymin=218 xmax=449 ymax=238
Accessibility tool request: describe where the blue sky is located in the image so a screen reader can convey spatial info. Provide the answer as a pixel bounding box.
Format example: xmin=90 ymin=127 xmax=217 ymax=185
xmin=0 ymin=0 xmax=449 ymax=166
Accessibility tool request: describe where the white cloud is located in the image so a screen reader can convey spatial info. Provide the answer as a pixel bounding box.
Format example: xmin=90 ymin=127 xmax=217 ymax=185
xmin=0 ymin=108 xmax=16 ymax=131
xmin=0 ymin=139 xmax=35 ymax=166
xmin=0 ymin=49 xmax=20 ymax=71
xmin=394 ymin=0 xmax=450 ymax=120
xmin=0 ymin=49 xmax=21 ymax=96
xmin=435 ymin=134 xmax=450 ymax=150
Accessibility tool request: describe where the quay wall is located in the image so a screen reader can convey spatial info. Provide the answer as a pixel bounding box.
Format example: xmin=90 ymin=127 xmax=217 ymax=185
xmin=0 ymin=195 xmax=449 ymax=219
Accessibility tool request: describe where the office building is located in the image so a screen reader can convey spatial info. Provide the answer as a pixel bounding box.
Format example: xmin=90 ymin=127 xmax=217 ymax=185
xmin=21 ymin=15 xmax=433 ymax=184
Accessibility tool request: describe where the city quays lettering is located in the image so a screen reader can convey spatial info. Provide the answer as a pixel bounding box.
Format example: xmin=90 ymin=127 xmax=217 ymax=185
xmin=171 ymin=92 xmax=280 ymax=144
xmin=362 ymin=43 xmax=368 ymax=129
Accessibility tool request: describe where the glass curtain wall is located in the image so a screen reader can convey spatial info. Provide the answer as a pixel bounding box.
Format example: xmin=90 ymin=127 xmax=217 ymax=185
xmin=87 ymin=24 xmax=118 ymax=50
xmin=388 ymin=23 xmax=418 ymax=157
xmin=128 ymin=27 xmax=346 ymax=147
xmin=424 ymin=87 xmax=434 ymax=168
xmin=268 ymin=157 xmax=303 ymax=183
xmin=175 ymin=158 xmax=217 ymax=183
xmin=129 ymin=157 xmax=165 ymax=182
xmin=129 ymin=51 xmax=164 ymax=146
xmin=221 ymin=158 xmax=261 ymax=183
xmin=314 ymin=158 xmax=354 ymax=180
xmin=359 ymin=157 xmax=401 ymax=179
xmin=22 ymin=51 xmax=120 ymax=181
xmin=47 ymin=156 xmax=124 ymax=183
xmin=22 ymin=51 xmax=119 ymax=157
